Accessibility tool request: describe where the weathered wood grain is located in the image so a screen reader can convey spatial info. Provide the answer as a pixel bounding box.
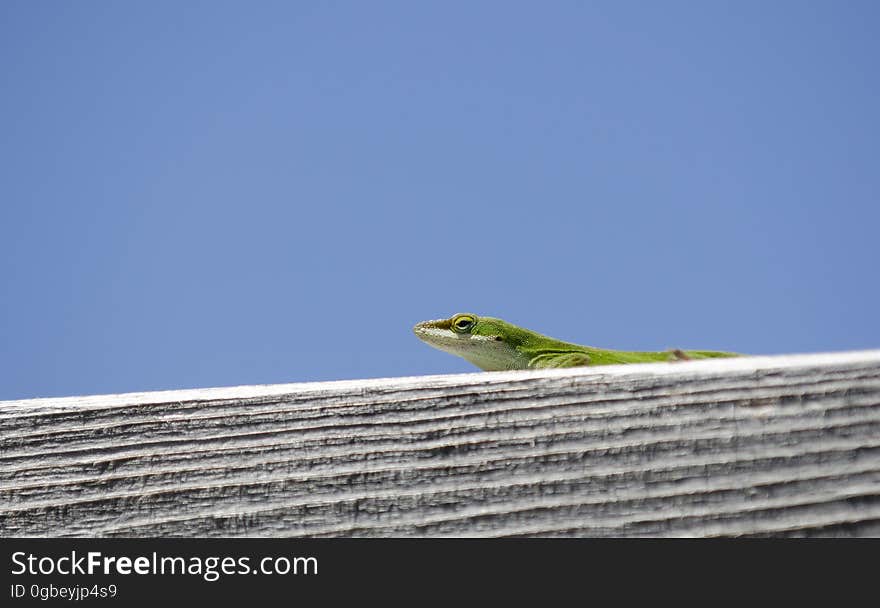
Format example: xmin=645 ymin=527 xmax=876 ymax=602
xmin=1 ymin=351 xmax=879 ymax=537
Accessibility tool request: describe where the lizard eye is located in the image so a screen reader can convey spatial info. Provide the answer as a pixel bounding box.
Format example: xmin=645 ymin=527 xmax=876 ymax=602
xmin=451 ymin=314 xmax=476 ymax=333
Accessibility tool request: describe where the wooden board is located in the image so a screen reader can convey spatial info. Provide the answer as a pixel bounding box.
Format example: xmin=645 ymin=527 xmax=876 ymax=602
xmin=2 ymin=351 xmax=879 ymax=537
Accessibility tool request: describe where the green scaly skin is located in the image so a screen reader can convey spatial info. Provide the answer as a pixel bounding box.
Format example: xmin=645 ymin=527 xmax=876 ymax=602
xmin=413 ymin=313 xmax=740 ymax=371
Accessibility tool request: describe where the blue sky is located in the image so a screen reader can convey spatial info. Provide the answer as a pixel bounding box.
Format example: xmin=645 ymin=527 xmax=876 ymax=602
xmin=1 ymin=1 xmax=878 ymax=400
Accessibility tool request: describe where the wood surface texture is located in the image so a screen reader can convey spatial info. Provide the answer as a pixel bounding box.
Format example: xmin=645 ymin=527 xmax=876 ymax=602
xmin=2 ymin=350 xmax=879 ymax=537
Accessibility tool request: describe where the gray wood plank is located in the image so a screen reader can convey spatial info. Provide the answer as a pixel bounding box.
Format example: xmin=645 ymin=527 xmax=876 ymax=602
xmin=1 ymin=351 xmax=879 ymax=537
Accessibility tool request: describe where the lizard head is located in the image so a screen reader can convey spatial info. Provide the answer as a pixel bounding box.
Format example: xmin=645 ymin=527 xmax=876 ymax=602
xmin=413 ymin=313 xmax=528 ymax=371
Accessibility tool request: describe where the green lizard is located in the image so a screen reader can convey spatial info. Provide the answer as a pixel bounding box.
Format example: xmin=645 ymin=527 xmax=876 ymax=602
xmin=413 ymin=313 xmax=740 ymax=371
